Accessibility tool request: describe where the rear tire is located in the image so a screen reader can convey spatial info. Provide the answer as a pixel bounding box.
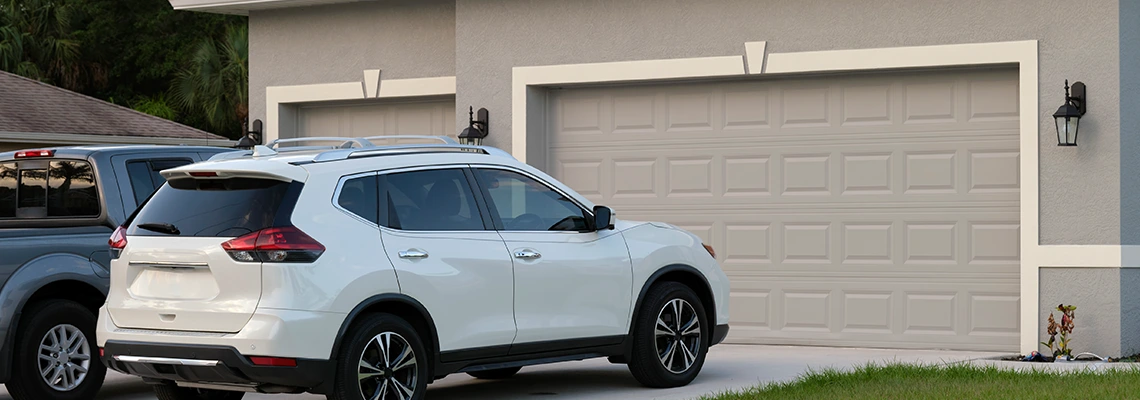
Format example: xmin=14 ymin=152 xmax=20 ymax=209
xmin=327 ymin=313 xmax=429 ymax=400
xmin=466 ymin=366 xmax=522 ymax=380
xmin=627 ymin=282 xmax=709 ymax=388
xmin=153 ymin=385 xmax=246 ymax=400
xmin=7 ymin=300 xmax=107 ymax=400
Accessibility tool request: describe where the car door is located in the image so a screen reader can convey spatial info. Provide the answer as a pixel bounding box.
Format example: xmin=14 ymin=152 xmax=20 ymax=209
xmin=378 ymin=166 xmax=518 ymax=357
xmin=471 ymin=166 xmax=633 ymax=347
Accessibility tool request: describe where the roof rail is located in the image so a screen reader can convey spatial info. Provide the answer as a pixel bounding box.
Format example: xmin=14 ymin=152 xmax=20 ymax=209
xmin=309 ymin=143 xmax=513 ymax=163
xmin=361 ymin=135 xmax=458 ymax=144
xmin=267 ymin=137 xmax=373 ymax=149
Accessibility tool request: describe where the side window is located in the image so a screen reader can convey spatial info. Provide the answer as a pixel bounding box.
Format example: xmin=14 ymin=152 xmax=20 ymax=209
xmin=381 ymin=169 xmax=484 ymax=231
xmin=337 ymin=175 xmax=379 ymax=224
xmin=474 ymin=168 xmax=590 ymax=232
xmin=47 ymin=161 xmax=99 ymax=217
xmin=125 ymin=159 xmax=193 ymax=205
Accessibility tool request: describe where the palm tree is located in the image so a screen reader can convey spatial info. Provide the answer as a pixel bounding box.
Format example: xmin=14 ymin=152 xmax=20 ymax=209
xmin=171 ymin=23 xmax=248 ymax=139
xmin=0 ymin=0 xmax=104 ymax=91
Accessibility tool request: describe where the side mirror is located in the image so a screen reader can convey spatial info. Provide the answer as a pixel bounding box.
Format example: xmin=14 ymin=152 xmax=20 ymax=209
xmin=593 ymin=206 xmax=615 ymax=231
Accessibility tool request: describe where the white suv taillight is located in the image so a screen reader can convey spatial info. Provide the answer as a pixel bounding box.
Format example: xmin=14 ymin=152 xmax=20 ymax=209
xmin=221 ymin=226 xmax=325 ymax=263
xmin=109 ymin=226 xmax=127 ymax=249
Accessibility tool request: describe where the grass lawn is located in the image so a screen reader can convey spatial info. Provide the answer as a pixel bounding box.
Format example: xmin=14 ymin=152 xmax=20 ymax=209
xmin=700 ymin=362 xmax=1140 ymax=400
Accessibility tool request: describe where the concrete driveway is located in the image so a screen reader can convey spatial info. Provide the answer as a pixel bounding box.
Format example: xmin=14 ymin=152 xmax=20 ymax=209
xmin=2 ymin=345 xmax=1003 ymax=400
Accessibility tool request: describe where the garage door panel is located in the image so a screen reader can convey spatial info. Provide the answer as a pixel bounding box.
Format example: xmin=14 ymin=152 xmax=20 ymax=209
xmin=548 ymin=68 xmax=1019 ymax=351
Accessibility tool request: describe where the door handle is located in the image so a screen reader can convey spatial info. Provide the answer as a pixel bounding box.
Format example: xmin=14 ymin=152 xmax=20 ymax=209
xmin=398 ymin=249 xmax=428 ymax=259
xmin=514 ymin=250 xmax=541 ymax=260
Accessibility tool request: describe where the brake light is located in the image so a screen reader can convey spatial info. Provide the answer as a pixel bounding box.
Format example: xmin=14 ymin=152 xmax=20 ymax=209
xmin=188 ymin=171 xmax=218 ymax=177
xmin=14 ymin=149 xmax=54 ymax=158
xmin=221 ymin=226 xmax=325 ymax=263
xmin=249 ymin=356 xmax=297 ymax=367
xmin=109 ymin=226 xmax=128 ymax=249
xmin=702 ymin=243 xmax=716 ymax=259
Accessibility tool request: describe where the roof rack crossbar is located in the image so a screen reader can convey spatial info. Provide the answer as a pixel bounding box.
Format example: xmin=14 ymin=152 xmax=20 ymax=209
xmin=361 ymin=135 xmax=458 ymax=144
xmin=267 ymin=137 xmax=374 ymax=149
xmin=310 ymin=143 xmax=512 ymax=163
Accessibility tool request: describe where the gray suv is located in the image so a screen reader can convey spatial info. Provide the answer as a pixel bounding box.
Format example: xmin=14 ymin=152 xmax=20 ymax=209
xmin=0 ymin=145 xmax=233 ymax=400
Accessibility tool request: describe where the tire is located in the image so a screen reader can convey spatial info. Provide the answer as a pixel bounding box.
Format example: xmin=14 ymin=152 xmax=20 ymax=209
xmin=327 ymin=313 xmax=430 ymax=400
xmin=627 ymin=282 xmax=709 ymax=388
xmin=7 ymin=299 xmax=107 ymax=400
xmin=466 ymin=366 xmax=522 ymax=380
xmin=153 ymin=385 xmax=246 ymax=400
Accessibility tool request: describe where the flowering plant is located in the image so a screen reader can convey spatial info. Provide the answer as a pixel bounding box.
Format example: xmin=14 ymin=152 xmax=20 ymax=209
xmin=1040 ymin=304 xmax=1076 ymax=359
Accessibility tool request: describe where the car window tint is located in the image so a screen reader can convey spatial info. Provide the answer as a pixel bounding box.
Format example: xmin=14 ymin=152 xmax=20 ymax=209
xmin=0 ymin=163 xmax=15 ymax=218
xmin=382 ymin=169 xmax=484 ymax=231
xmin=128 ymin=177 xmax=292 ymax=237
xmin=126 ymin=159 xmax=193 ymax=205
xmin=338 ymin=175 xmax=379 ymax=224
xmin=47 ymin=161 xmax=99 ymax=217
xmin=474 ymin=168 xmax=589 ymax=232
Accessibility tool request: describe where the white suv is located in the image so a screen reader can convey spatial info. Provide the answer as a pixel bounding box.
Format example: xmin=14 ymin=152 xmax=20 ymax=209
xmin=96 ymin=137 xmax=730 ymax=400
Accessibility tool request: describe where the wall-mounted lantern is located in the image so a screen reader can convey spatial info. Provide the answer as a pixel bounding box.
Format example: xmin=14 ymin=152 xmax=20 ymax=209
xmin=235 ymin=119 xmax=263 ymax=149
xmin=1053 ymin=80 xmax=1086 ymax=146
xmin=458 ymin=107 xmax=489 ymax=146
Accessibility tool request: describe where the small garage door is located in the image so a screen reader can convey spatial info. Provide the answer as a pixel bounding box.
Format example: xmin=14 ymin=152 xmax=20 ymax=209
xmin=298 ymin=98 xmax=456 ymax=140
xmin=547 ymin=68 xmax=1020 ymax=351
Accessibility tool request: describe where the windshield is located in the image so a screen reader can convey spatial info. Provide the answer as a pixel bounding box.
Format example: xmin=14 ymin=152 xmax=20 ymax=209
xmin=127 ymin=177 xmax=294 ymax=237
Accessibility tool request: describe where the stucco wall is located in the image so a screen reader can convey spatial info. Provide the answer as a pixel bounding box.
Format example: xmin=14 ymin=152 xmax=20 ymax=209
xmin=452 ymin=0 xmax=1120 ymax=246
xmin=1039 ymin=268 xmax=1122 ymax=357
xmin=1121 ymin=0 xmax=1140 ymax=247
xmin=247 ymin=0 xmax=456 ymax=130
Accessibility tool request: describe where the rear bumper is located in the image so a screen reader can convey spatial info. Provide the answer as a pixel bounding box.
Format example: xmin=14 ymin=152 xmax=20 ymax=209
xmin=711 ymin=324 xmax=730 ymax=346
xmin=101 ymin=340 xmax=330 ymax=394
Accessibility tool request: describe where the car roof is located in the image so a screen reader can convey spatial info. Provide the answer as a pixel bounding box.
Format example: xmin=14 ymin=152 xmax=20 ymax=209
xmin=0 ymin=144 xmax=236 ymax=161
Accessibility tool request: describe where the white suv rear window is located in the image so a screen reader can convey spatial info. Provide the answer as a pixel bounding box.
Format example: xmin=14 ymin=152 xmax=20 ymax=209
xmin=127 ymin=177 xmax=294 ymax=237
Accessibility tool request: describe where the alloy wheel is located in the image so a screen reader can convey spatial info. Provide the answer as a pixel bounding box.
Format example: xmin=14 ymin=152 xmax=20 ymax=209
xmin=357 ymin=332 xmax=418 ymax=400
xmin=37 ymin=324 xmax=91 ymax=391
xmin=654 ymin=298 xmax=701 ymax=374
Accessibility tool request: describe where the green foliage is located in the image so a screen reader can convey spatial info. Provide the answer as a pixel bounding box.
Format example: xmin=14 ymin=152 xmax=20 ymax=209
xmin=700 ymin=362 xmax=1140 ymax=400
xmin=0 ymin=0 xmax=246 ymax=138
xmin=171 ymin=23 xmax=247 ymax=138
xmin=131 ymin=94 xmax=177 ymax=120
xmin=1041 ymin=304 xmax=1077 ymax=359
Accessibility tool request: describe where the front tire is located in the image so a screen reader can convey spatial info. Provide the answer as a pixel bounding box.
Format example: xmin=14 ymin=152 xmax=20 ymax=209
xmin=466 ymin=366 xmax=522 ymax=380
xmin=153 ymin=385 xmax=245 ymax=400
xmin=627 ymin=282 xmax=709 ymax=388
xmin=328 ymin=313 xmax=429 ymax=400
xmin=7 ymin=300 xmax=107 ymax=400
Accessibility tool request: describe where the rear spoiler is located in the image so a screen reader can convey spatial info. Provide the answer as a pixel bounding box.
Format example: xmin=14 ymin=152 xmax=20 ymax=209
xmin=160 ymin=159 xmax=308 ymax=183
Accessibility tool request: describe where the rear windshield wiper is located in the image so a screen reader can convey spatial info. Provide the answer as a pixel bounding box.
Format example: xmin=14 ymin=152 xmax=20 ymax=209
xmin=137 ymin=222 xmax=181 ymax=235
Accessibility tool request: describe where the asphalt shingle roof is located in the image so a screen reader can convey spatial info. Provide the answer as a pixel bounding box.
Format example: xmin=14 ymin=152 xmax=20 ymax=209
xmin=0 ymin=70 xmax=227 ymax=140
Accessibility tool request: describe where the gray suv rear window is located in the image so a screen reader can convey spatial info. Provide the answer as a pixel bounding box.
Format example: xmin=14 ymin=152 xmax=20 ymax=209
xmin=127 ymin=177 xmax=292 ymax=237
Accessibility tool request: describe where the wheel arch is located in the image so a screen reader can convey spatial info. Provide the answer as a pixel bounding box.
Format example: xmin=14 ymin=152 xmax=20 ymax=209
xmin=0 ymin=255 xmax=107 ymax=383
xmin=626 ymin=264 xmax=717 ymax=350
xmin=329 ymin=293 xmax=441 ymax=371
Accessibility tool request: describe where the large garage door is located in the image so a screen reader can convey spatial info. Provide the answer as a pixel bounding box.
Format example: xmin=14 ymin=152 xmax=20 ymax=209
xmin=547 ymin=68 xmax=1020 ymax=351
xmin=298 ymin=98 xmax=456 ymax=140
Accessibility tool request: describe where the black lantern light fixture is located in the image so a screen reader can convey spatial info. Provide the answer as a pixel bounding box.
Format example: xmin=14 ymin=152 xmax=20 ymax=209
xmin=235 ymin=119 xmax=263 ymax=150
xmin=458 ymin=106 xmax=489 ymax=146
xmin=1053 ymin=80 xmax=1086 ymax=146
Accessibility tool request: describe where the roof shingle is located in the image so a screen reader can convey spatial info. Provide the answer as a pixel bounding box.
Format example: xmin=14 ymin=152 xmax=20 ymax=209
xmin=0 ymin=70 xmax=227 ymax=140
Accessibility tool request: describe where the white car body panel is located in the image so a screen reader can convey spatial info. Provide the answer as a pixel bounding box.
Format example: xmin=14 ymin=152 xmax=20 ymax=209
xmin=620 ymin=221 xmax=731 ymax=326
xmin=503 ymin=229 xmax=633 ymax=343
xmin=381 ymin=228 xmax=517 ymax=352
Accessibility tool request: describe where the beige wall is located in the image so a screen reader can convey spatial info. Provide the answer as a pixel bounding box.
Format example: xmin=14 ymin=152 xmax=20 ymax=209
xmin=249 ymin=0 xmax=1121 ymax=245
xmin=248 ymin=0 xmax=456 ymax=131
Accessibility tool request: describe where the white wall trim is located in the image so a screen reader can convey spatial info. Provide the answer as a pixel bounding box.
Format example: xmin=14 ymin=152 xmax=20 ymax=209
xmin=264 ymin=73 xmax=457 ymax=143
xmin=744 ymin=41 xmax=767 ymax=74
xmin=511 ymin=40 xmax=1103 ymax=354
xmin=0 ymin=131 xmax=234 ymax=147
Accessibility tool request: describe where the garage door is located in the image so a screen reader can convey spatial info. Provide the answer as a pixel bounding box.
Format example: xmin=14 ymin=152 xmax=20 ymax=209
xmin=547 ymin=68 xmax=1020 ymax=351
xmin=298 ymin=98 xmax=456 ymax=141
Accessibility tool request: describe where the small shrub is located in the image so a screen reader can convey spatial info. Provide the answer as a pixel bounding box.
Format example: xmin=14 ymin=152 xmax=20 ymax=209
xmin=1041 ymin=304 xmax=1076 ymax=359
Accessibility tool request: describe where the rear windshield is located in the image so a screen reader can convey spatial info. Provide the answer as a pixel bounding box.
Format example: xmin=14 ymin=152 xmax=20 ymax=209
xmin=0 ymin=160 xmax=100 ymax=219
xmin=127 ymin=177 xmax=293 ymax=237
